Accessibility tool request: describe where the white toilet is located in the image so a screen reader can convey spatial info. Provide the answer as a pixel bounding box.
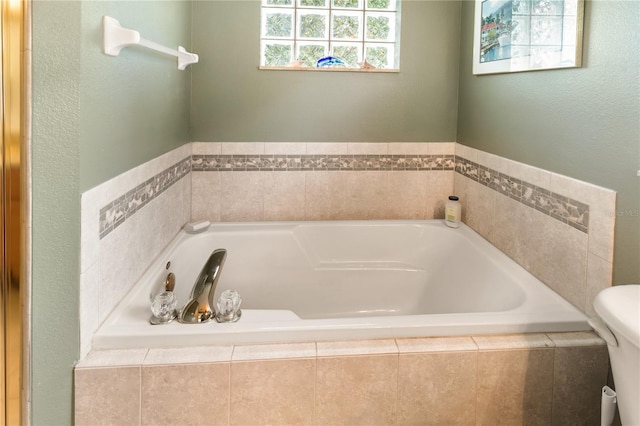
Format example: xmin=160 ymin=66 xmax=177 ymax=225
xmin=593 ymin=284 xmax=640 ymax=425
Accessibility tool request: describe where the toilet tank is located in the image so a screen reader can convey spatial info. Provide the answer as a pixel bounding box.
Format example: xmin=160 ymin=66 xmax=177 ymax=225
xmin=594 ymin=285 xmax=640 ymax=426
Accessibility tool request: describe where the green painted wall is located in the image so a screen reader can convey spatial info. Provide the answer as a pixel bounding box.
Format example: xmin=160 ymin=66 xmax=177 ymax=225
xmin=79 ymin=2 xmax=192 ymax=192
xmin=31 ymin=2 xmax=81 ymax=424
xmin=190 ymin=1 xmax=461 ymax=142
xmin=31 ymin=1 xmax=191 ymax=423
xmin=457 ymin=0 xmax=640 ymax=284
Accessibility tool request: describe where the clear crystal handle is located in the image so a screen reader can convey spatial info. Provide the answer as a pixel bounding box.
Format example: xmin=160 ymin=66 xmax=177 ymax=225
xmin=150 ymin=291 xmax=177 ymax=324
xmin=215 ymin=289 xmax=242 ymax=323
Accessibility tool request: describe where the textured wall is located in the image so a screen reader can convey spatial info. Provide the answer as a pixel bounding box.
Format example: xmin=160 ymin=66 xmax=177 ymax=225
xmin=31 ymin=2 xmax=81 ymax=424
xmin=190 ymin=1 xmax=461 ymax=142
xmin=79 ymin=2 xmax=192 ymax=192
xmin=457 ymin=1 xmax=640 ymax=284
xmin=31 ymin=1 xmax=192 ymax=423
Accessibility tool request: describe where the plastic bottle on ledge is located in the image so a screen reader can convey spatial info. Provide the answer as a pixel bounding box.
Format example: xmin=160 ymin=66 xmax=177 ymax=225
xmin=445 ymin=196 xmax=461 ymax=228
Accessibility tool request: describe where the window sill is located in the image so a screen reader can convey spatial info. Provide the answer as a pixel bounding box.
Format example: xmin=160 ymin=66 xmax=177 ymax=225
xmin=259 ymin=66 xmax=399 ymax=73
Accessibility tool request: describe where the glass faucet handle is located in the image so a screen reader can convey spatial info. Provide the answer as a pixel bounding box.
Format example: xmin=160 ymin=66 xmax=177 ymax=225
xmin=215 ymin=289 xmax=242 ymax=323
xmin=150 ymin=291 xmax=178 ymax=325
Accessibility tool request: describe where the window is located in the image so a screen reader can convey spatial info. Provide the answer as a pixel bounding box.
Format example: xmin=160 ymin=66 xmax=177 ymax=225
xmin=260 ymin=0 xmax=401 ymax=71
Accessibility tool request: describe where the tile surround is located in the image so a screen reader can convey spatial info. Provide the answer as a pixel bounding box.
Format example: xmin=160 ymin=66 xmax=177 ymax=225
xmin=75 ymin=333 xmax=608 ymax=426
xmin=456 ymin=155 xmax=589 ymax=233
xmin=453 ymin=143 xmax=616 ymax=316
xmin=97 ymin=143 xmax=595 ymax=244
xmin=99 ymin=157 xmax=191 ymax=239
xmin=81 ymin=141 xmax=616 ymax=360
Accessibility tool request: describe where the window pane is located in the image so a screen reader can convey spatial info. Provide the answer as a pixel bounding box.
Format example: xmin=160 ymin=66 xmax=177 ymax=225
xmin=262 ymin=41 xmax=293 ymax=66
xmin=298 ymin=11 xmax=329 ymax=39
xmin=298 ymin=43 xmax=328 ymax=66
xmin=365 ymin=12 xmax=395 ymax=42
xmin=333 ymin=0 xmax=361 ymax=9
xmin=366 ymin=0 xmax=396 ymax=10
xmin=264 ymin=0 xmax=293 ymax=6
xmin=263 ymin=9 xmax=294 ymax=38
xmin=365 ymin=43 xmax=394 ymax=68
xmin=332 ymin=12 xmax=363 ymax=40
xmin=332 ymin=42 xmax=362 ymax=67
xmin=299 ymin=0 xmax=328 ymax=7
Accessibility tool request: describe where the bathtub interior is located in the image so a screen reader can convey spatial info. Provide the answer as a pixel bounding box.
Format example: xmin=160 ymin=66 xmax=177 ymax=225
xmin=93 ymin=220 xmax=591 ymax=350
xmin=144 ymin=221 xmax=527 ymax=320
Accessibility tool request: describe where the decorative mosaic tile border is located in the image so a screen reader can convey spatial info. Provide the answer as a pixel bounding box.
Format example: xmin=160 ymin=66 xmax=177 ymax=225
xmin=97 ymin=153 xmax=589 ymax=240
xmin=455 ymin=156 xmax=589 ymax=233
xmin=99 ymin=157 xmax=191 ymax=239
xmin=191 ymin=154 xmax=456 ymax=171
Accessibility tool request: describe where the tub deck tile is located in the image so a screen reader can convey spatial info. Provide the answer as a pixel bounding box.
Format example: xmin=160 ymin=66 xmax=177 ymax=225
xmin=76 ymin=348 xmax=148 ymax=368
xmin=473 ymin=333 xmax=555 ymax=350
xmin=396 ymin=336 xmax=478 ymax=353
xmin=232 ymin=342 xmax=316 ymax=361
xmin=144 ymin=345 xmax=233 ymax=365
xmin=316 ymin=338 xmax=398 ymax=357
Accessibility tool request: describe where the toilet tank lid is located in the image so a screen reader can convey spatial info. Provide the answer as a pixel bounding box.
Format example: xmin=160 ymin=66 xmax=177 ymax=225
xmin=594 ymin=285 xmax=640 ymax=348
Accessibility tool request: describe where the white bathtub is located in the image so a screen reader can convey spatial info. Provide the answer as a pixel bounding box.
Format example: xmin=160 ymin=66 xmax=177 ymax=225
xmin=93 ymin=220 xmax=590 ymax=349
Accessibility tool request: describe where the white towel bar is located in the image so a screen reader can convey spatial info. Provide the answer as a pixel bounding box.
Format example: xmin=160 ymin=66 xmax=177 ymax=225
xmin=102 ymin=16 xmax=198 ymax=70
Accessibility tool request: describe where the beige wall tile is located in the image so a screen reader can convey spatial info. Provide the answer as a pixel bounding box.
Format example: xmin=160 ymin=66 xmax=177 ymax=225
xmin=220 ymin=142 xmax=265 ymax=155
xmin=305 ymin=142 xmax=348 ymax=155
xmin=549 ymin=173 xmax=616 ymax=264
xmin=141 ymin=363 xmax=230 ymax=425
xmin=476 ymin=349 xmax=554 ymax=425
xmin=586 ymin=193 xmax=616 ymax=263
xmin=585 ymin=253 xmax=614 ymax=316
xmin=192 ymin=142 xmax=222 ymax=155
xmin=508 ymin=160 xmax=551 ymax=189
xmin=388 ymin=142 xmax=431 ymax=155
xmin=263 ymin=171 xmax=306 ymax=221
xmin=264 ymin=142 xmax=306 ymax=155
xmin=454 ymin=143 xmax=478 ymax=162
xmin=551 ymin=345 xmax=609 ymax=425
xmin=490 ymin=195 xmax=535 ymax=268
xmin=219 ymin=172 xmax=265 ymax=221
xmin=398 ymin=351 xmax=477 ymax=425
xmin=230 ymin=358 xmax=315 ymax=425
xmin=526 ymin=214 xmax=588 ymax=311
xmin=316 ymin=355 xmax=398 ymax=425
xmin=75 ymin=367 xmax=141 ymax=426
xmin=191 ymin=171 xmax=221 ymax=222
xmin=454 ymin=176 xmax=496 ymax=240
xmin=347 ymin=142 xmax=388 ymax=154
xmin=386 ymin=172 xmax=429 ymax=219
xmin=342 ymin=171 xmax=390 ymax=220
xmin=491 ymin=191 xmax=588 ymax=311
xmin=423 ymin=171 xmax=455 ymax=219
xmin=304 ymin=171 xmax=349 ymax=220
xmin=427 ymin=142 xmax=455 ymax=155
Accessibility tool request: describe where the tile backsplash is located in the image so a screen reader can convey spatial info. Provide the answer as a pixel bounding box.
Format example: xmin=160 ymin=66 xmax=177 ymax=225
xmin=79 ymin=141 xmax=616 ymax=357
xmin=454 ymin=143 xmax=615 ymax=316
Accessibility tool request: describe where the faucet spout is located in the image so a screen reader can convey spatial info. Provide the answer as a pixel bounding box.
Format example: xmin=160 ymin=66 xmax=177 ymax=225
xmin=178 ymin=248 xmax=227 ymax=323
